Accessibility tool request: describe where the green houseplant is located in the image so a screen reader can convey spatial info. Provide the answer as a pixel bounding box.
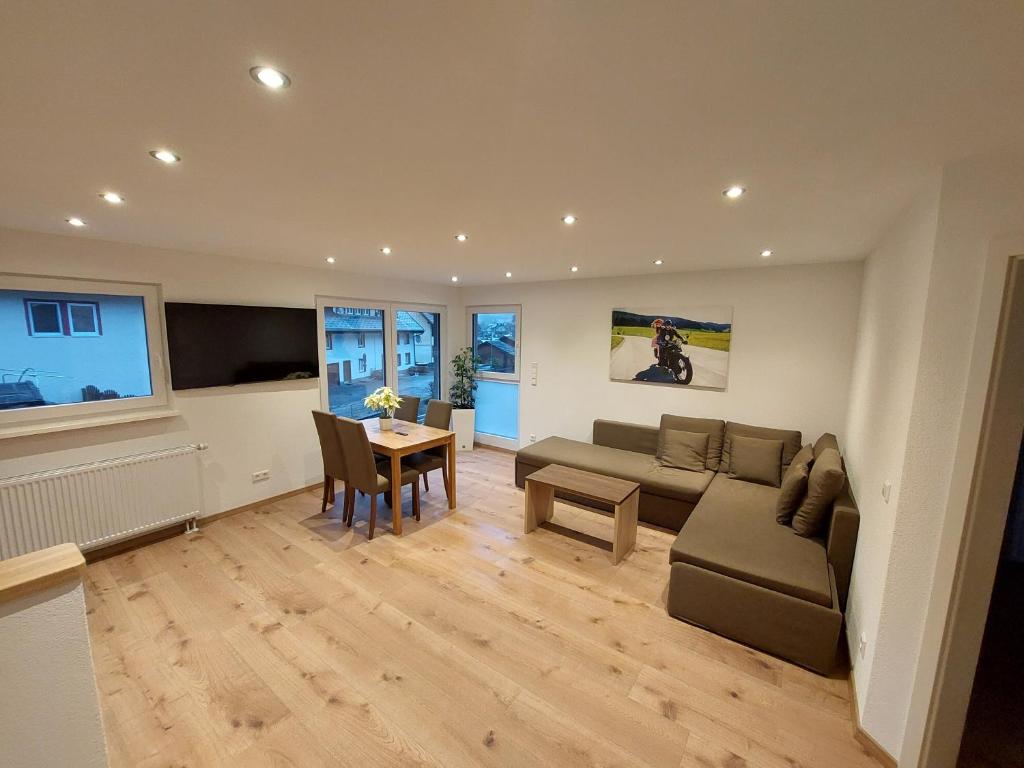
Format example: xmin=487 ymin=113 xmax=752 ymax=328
xmin=364 ymin=386 xmax=402 ymax=430
xmin=449 ymin=347 xmax=479 ymax=450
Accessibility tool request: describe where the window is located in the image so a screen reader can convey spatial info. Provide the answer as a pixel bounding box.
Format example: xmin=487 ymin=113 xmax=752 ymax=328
xmin=469 ymin=305 xmax=521 ymax=446
xmin=1 ymin=275 xmax=168 ymax=433
xmin=26 ymin=301 xmax=62 ymax=336
xmin=325 ymin=332 xmax=333 ymax=350
xmin=317 ymin=298 xmax=445 ymax=423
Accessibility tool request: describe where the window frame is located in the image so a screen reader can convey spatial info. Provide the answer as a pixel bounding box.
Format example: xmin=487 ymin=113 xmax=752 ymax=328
xmin=467 ymin=304 xmax=521 ymax=382
xmin=1 ymin=273 xmax=171 ymax=435
xmin=25 ymin=300 xmax=64 ymax=337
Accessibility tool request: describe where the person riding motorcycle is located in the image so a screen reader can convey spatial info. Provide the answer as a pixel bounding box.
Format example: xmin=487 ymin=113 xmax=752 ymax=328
xmin=655 ymin=320 xmax=687 ymax=366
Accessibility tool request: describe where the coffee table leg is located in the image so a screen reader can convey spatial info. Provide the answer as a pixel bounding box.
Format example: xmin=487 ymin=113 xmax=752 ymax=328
xmin=612 ymin=489 xmax=639 ymax=564
xmin=524 ymin=480 xmax=554 ymax=533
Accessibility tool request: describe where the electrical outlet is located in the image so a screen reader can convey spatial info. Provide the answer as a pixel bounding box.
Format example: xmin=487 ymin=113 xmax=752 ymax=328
xmin=529 ymin=433 xmax=536 ymax=443
xmin=881 ymin=481 xmax=892 ymax=504
xmin=858 ymin=632 xmax=867 ymax=659
xmin=251 ymin=469 xmax=270 ymax=483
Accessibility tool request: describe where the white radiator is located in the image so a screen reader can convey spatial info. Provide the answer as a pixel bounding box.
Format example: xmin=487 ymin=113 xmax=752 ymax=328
xmin=0 ymin=445 xmax=205 ymax=560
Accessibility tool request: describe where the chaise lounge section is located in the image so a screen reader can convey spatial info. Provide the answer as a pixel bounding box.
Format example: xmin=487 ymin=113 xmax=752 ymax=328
xmin=515 ymin=417 xmax=859 ymax=674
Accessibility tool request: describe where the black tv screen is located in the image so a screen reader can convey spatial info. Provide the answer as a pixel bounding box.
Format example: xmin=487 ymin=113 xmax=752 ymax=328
xmin=165 ymin=302 xmax=318 ymax=390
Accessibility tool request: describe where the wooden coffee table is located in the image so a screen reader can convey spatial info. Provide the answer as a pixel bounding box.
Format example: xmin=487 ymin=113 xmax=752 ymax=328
xmin=523 ymin=464 xmax=640 ymax=564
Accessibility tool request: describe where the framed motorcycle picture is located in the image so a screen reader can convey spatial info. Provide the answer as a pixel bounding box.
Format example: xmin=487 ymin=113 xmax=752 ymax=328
xmin=610 ymin=306 xmax=732 ymax=389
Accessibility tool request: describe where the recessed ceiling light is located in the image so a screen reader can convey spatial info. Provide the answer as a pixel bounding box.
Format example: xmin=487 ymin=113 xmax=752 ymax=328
xmin=325 ymin=256 xmax=336 ymax=264
xmin=380 ymin=246 xmax=392 ymax=255
xmin=150 ymin=149 xmax=180 ymax=164
xmin=451 ymin=275 xmax=459 ymax=282
xmin=653 ymin=259 xmax=664 ymax=266
xmin=723 ymin=186 xmax=746 ymax=199
xmin=570 ymin=265 xmax=579 ymax=273
xmin=455 ymin=233 xmax=468 ymax=242
xmin=250 ymin=66 xmax=290 ymax=89
xmin=100 ymin=192 xmax=125 ymax=204
xmin=760 ymin=249 xmax=773 ymax=258
xmin=65 ymin=217 xmax=86 ymax=227
xmin=562 ymin=214 xmax=577 ymax=225
xmin=505 ymin=271 xmax=512 ymax=278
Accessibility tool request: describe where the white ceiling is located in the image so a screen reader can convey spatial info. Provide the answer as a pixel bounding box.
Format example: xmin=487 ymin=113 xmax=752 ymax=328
xmin=2 ymin=1 xmax=1023 ymax=285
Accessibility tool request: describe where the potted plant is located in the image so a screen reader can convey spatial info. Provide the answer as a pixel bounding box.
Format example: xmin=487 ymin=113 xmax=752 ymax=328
xmin=364 ymin=386 xmax=402 ymax=430
xmin=449 ymin=346 xmax=480 ymax=451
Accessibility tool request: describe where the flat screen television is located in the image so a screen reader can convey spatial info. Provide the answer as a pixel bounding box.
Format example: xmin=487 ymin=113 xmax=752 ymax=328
xmin=165 ymin=302 xmax=318 ymax=390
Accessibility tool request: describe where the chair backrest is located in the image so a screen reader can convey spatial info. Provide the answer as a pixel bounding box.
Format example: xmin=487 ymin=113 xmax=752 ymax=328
xmin=335 ymin=417 xmax=380 ymax=491
xmin=424 ymin=399 xmax=453 ymax=430
xmin=311 ymin=410 xmax=346 ymax=479
xmin=394 ymin=396 xmax=421 ymax=422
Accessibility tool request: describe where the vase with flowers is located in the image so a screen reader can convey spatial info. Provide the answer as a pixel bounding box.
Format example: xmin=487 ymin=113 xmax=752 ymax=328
xmin=364 ymin=386 xmax=402 ymax=430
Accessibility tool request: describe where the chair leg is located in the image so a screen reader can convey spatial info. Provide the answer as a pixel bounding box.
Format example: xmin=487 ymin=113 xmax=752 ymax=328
xmin=321 ymin=475 xmax=330 ymax=514
xmin=344 ymin=486 xmax=354 ymax=526
xmin=442 ymin=463 xmax=451 ymax=501
xmin=412 ymin=480 xmax=421 ymax=522
xmin=368 ymin=494 xmax=377 ymax=540
xmin=328 ymin=478 xmax=336 ymax=503
xmin=423 ymin=472 xmax=430 ymax=492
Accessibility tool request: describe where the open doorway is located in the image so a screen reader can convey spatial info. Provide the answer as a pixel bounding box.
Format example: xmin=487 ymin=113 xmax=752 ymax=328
xmin=957 ymin=437 xmax=1024 ymax=766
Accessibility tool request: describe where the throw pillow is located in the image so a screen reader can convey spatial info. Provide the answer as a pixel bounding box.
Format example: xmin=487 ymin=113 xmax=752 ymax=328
xmin=776 ymin=463 xmax=810 ymax=523
xmin=728 ymin=434 xmax=784 ymax=487
xmin=658 ymin=429 xmax=709 ymax=472
xmin=792 ymin=448 xmax=846 ymax=537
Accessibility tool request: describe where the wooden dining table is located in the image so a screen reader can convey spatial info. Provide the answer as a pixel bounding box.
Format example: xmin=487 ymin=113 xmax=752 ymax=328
xmin=364 ymin=417 xmax=457 ymax=536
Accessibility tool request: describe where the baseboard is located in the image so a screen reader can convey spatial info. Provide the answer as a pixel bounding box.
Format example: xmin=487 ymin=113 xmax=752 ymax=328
xmin=85 ymin=482 xmax=323 ymax=563
xmin=848 ymin=670 xmax=898 ymax=768
xmin=474 ymin=441 xmax=516 ymax=454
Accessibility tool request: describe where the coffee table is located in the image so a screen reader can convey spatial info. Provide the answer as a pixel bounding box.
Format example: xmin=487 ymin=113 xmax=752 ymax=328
xmin=523 ymin=464 xmax=640 ymax=564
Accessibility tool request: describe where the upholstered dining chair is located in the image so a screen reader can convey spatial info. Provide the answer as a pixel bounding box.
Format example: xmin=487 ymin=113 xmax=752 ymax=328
xmin=335 ymin=416 xmax=421 ymax=539
xmin=393 ymin=395 xmax=421 ymax=423
xmin=311 ymin=410 xmax=351 ymax=519
xmin=404 ymin=399 xmax=454 ymax=499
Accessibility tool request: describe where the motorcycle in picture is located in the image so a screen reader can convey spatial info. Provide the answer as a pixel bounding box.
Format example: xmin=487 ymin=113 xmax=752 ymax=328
xmin=658 ymin=336 xmax=694 ymax=385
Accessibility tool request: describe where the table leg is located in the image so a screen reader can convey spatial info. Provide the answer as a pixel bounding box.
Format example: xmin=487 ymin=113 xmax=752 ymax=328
xmin=524 ymin=479 xmax=554 ymax=533
xmin=447 ymin=435 xmax=457 ymax=509
xmin=612 ymin=489 xmax=639 ymax=564
xmin=390 ymin=452 xmax=403 ymax=536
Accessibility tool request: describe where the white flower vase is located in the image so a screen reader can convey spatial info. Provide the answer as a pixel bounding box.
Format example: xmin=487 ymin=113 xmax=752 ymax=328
xmin=380 ymin=415 xmax=394 ymax=431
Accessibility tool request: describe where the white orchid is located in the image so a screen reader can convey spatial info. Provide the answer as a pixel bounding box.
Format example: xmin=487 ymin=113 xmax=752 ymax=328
xmin=363 ymin=386 xmax=402 ymax=417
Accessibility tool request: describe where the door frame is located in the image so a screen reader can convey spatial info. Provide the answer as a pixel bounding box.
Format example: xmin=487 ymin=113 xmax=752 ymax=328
xmin=915 ymin=254 xmax=1024 ymax=765
xmin=466 ymin=304 xmax=522 ymax=450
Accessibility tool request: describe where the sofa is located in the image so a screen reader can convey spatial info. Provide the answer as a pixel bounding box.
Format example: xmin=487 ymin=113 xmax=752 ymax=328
xmin=515 ymin=416 xmax=859 ymax=674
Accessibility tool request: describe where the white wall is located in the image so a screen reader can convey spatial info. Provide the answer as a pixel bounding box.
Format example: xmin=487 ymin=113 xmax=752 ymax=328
xmin=0 ymin=580 xmax=108 ymax=768
xmin=461 ymin=261 xmax=864 ymax=446
xmin=0 ymin=226 xmax=459 ymax=516
xmin=839 ymin=143 xmax=1024 ymax=765
xmin=841 ymin=175 xmax=941 ymax=737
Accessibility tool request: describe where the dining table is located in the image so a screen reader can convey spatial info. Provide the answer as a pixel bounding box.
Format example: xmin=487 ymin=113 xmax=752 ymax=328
xmin=364 ymin=417 xmax=457 ymax=536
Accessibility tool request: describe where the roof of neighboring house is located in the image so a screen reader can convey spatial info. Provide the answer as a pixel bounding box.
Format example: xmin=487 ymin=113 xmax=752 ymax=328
xmin=325 ymin=314 xmax=425 ymax=333
xmin=479 ymin=338 xmax=515 ymax=356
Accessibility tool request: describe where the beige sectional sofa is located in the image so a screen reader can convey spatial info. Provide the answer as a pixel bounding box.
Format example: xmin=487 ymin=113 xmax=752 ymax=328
xmin=514 ymin=416 xmax=859 ymax=674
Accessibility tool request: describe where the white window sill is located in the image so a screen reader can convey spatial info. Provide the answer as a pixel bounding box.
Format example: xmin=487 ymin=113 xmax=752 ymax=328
xmin=0 ymin=409 xmax=180 ymax=440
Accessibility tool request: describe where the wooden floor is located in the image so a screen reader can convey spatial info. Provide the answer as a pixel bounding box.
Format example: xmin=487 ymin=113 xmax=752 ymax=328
xmin=85 ymin=448 xmax=881 ymax=768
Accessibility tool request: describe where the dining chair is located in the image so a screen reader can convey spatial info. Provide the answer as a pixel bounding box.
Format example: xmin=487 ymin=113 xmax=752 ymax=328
xmin=404 ymin=399 xmax=453 ymax=498
xmin=335 ymin=416 xmax=421 ymax=539
xmin=393 ymin=395 xmax=421 ymax=423
xmin=311 ymin=410 xmax=350 ymax=520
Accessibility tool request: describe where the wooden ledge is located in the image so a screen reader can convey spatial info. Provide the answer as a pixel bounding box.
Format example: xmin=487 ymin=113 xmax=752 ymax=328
xmin=0 ymin=543 xmax=86 ymax=605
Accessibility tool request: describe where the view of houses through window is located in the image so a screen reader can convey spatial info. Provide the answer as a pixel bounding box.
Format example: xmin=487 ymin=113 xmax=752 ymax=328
xmin=323 ymin=304 xmax=441 ymax=420
xmin=0 ymin=288 xmax=153 ymax=411
xmin=470 ymin=307 xmax=519 ymax=441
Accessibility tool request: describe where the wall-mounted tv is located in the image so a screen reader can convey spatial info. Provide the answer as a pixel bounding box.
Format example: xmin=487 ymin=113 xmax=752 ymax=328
xmin=165 ymin=302 xmax=318 ymax=390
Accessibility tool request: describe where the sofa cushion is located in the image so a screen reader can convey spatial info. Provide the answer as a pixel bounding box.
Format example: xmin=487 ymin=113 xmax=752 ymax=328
xmin=722 ymin=422 xmax=802 ymax=473
xmin=658 ymin=429 xmax=709 ymax=472
xmin=728 ymin=435 xmax=783 ymax=487
xmin=593 ymin=419 xmax=659 ymax=455
xmin=517 ymin=436 xmax=713 ymax=503
xmin=776 ymin=462 xmax=810 ymax=523
xmin=793 ymin=448 xmax=846 ymax=537
xmin=670 ymin=474 xmax=832 ymax=607
xmin=660 ymin=415 xmax=726 ymax=471
xmin=813 ymin=432 xmax=840 ymax=459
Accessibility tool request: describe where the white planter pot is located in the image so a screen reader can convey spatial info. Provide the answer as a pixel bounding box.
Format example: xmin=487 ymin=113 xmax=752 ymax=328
xmin=379 ymin=416 xmax=394 ymax=431
xmin=451 ymin=408 xmax=475 ymax=451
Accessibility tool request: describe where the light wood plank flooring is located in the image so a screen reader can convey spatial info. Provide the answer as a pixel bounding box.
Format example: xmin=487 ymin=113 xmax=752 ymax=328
xmin=85 ymin=447 xmax=880 ymax=768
